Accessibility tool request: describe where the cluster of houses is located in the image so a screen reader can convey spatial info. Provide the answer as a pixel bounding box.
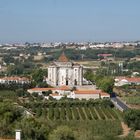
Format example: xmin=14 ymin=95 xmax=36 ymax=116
xmin=0 ymin=52 xmax=110 ymax=100
xmin=0 ymin=76 xmax=30 ymax=84
xmin=27 ymin=86 xmax=110 ymax=100
xmin=0 ymin=75 xmax=110 ymax=100
xmin=1 ymin=53 xmax=140 ymax=100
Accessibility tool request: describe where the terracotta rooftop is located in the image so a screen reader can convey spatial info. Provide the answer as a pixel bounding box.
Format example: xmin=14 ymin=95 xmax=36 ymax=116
xmin=59 ymin=86 xmax=71 ymax=90
xmin=116 ymin=77 xmax=140 ymax=83
xmin=98 ymin=54 xmax=112 ymax=57
xmin=28 ymin=86 xmax=71 ymax=92
xmin=100 ymin=92 xmax=110 ymax=96
xmin=28 ymin=88 xmax=56 ymax=91
xmin=58 ymin=52 xmax=69 ymax=62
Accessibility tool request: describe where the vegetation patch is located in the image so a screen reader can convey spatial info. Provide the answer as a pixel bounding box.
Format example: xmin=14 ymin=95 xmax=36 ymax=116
xmin=122 ymin=96 xmax=140 ymax=105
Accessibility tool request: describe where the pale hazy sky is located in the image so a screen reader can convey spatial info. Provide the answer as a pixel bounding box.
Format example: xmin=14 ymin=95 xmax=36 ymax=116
xmin=0 ymin=0 xmax=140 ymax=43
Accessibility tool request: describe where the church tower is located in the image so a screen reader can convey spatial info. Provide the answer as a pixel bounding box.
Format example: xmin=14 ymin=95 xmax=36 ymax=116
xmin=47 ymin=52 xmax=83 ymax=87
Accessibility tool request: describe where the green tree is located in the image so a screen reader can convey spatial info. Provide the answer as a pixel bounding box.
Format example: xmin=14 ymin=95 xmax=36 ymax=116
xmin=96 ymin=77 xmax=114 ymax=94
xmin=16 ymin=118 xmax=49 ymax=140
xmin=124 ymin=109 xmax=140 ymax=130
xmin=48 ymin=125 xmax=75 ymax=140
xmin=7 ymin=65 xmax=24 ymax=75
xmin=42 ymin=90 xmax=52 ymax=96
xmin=32 ymin=69 xmax=48 ymax=83
xmin=84 ymin=69 xmax=95 ymax=82
xmin=3 ymin=55 xmax=15 ymax=64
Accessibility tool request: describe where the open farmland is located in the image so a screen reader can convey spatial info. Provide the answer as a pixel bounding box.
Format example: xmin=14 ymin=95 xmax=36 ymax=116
xmin=45 ymin=106 xmax=123 ymax=137
xmin=122 ymin=96 xmax=140 ymax=105
xmin=22 ymin=99 xmax=124 ymax=137
xmin=47 ymin=106 xmax=122 ymax=121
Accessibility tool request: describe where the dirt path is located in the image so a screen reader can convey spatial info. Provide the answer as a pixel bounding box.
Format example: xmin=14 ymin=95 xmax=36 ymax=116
xmin=94 ymin=107 xmax=101 ymax=120
xmin=119 ymin=122 xmax=131 ymax=137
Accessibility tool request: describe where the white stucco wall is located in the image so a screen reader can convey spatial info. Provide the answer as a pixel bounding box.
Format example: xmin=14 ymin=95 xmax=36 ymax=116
xmin=48 ymin=62 xmax=83 ymax=86
xmin=75 ymin=94 xmax=100 ymax=100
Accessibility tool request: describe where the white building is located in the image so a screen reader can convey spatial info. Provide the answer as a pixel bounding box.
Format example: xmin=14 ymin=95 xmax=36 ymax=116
xmin=47 ymin=52 xmax=83 ymax=86
xmin=0 ymin=76 xmax=30 ymax=84
xmin=72 ymin=90 xmax=110 ymax=100
xmin=27 ymin=87 xmax=110 ymax=100
xmin=72 ymin=90 xmax=100 ymax=100
xmin=115 ymin=77 xmax=140 ymax=86
xmin=27 ymin=86 xmax=71 ymax=95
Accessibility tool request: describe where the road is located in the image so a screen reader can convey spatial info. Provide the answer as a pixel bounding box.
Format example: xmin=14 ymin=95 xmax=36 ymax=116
xmin=111 ymin=97 xmax=128 ymax=111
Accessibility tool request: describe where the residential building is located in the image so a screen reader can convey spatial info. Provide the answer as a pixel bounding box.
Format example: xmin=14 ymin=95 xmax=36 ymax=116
xmin=115 ymin=77 xmax=140 ymax=86
xmin=27 ymin=87 xmax=110 ymax=100
xmin=0 ymin=76 xmax=30 ymax=84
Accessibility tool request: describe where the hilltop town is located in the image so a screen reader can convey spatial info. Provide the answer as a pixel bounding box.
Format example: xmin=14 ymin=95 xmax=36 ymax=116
xmin=0 ymin=42 xmax=140 ymax=140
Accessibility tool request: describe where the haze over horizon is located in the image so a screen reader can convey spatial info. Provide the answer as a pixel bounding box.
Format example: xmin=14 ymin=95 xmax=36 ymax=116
xmin=0 ymin=0 xmax=140 ymax=43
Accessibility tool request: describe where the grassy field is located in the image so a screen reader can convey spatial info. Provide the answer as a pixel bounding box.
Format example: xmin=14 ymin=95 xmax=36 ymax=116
xmin=122 ymin=96 xmax=140 ymax=105
xmin=76 ymin=60 xmax=101 ymax=67
xmin=0 ymin=90 xmax=16 ymax=99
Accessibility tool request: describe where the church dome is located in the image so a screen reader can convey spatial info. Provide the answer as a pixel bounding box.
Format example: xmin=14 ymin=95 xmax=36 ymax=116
xmin=58 ymin=52 xmax=69 ymax=62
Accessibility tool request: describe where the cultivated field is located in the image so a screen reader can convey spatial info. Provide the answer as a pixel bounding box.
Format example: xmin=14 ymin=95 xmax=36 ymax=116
xmin=45 ymin=106 xmax=123 ymax=136
xmin=122 ymin=96 xmax=140 ymax=105
xmin=47 ymin=106 xmax=122 ymax=121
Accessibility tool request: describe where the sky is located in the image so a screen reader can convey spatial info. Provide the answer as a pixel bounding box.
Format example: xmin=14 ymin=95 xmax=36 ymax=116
xmin=0 ymin=0 xmax=140 ymax=43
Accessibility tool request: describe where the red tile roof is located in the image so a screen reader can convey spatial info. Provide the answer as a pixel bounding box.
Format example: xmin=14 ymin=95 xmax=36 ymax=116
xmin=98 ymin=54 xmax=112 ymax=57
xmin=59 ymin=86 xmax=71 ymax=90
xmin=100 ymin=92 xmax=110 ymax=96
xmin=29 ymin=88 xmax=56 ymax=91
xmin=58 ymin=52 xmax=69 ymax=62
xmin=28 ymin=86 xmax=71 ymax=92
xmin=116 ymin=77 xmax=140 ymax=83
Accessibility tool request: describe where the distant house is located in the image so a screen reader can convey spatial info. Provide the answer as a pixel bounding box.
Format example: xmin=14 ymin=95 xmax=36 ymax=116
xmin=97 ymin=54 xmax=112 ymax=58
xmin=100 ymin=92 xmax=110 ymax=99
xmin=27 ymin=87 xmax=110 ymax=100
xmin=27 ymin=86 xmax=71 ymax=94
xmin=115 ymin=77 xmax=140 ymax=86
xmin=72 ymin=90 xmax=100 ymax=100
xmin=27 ymin=86 xmax=72 ymax=100
xmin=72 ymin=90 xmax=110 ymax=100
xmin=0 ymin=76 xmax=30 ymax=84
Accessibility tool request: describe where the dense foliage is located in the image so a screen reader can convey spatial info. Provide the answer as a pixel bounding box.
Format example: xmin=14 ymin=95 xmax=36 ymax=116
xmin=124 ymin=109 xmax=140 ymax=130
xmin=84 ymin=69 xmax=114 ymax=94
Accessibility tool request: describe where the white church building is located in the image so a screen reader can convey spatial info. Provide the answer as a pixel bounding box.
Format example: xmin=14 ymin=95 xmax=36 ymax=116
xmin=47 ymin=52 xmax=83 ymax=87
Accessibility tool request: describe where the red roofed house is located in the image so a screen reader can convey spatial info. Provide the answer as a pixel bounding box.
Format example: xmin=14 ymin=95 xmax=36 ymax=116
xmin=27 ymin=86 xmax=72 ymax=100
xmin=0 ymin=76 xmax=30 ymax=84
xmin=98 ymin=54 xmax=112 ymax=57
xmin=72 ymin=90 xmax=110 ymax=100
xmin=27 ymin=87 xmax=110 ymax=100
xmin=115 ymin=77 xmax=140 ymax=86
